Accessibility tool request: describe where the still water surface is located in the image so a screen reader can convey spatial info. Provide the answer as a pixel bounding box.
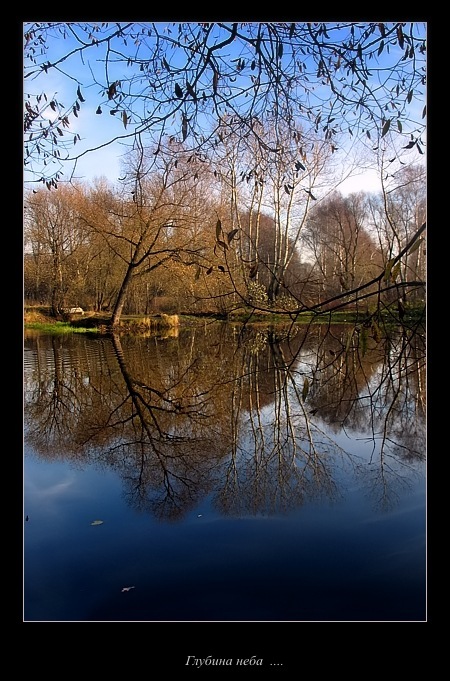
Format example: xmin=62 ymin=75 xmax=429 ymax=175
xmin=23 ymin=321 xmax=426 ymax=621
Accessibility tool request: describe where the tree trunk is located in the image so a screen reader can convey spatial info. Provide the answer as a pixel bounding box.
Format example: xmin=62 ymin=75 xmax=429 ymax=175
xmin=110 ymin=263 xmax=134 ymax=327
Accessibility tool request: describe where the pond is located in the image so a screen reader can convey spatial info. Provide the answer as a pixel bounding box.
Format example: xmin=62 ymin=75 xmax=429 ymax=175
xmin=23 ymin=319 xmax=426 ymax=622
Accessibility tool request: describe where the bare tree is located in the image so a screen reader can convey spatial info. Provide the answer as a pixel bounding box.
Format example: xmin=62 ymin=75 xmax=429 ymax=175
xmin=368 ymin=164 xmax=426 ymax=308
xmin=24 ymin=184 xmax=90 ymax=314
xmin=302 ymin=191 xmax=383 ymax=305
xmin=75 ymin=145 xmax=217 ymax=326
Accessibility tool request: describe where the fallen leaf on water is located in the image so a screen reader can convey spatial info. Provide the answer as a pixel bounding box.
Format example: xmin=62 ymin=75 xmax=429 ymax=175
xmin=90 ymin=520 xmax=104 ymax=526
xmin=121 ymin=586 xmax=135 ymax=592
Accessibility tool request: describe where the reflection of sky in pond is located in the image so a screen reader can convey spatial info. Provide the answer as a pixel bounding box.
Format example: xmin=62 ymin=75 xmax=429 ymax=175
xmin=243 ymin=397 xmax=425 ymax=494
xmin=23 ymin=330 xmax=426 ymax=622
xmin=24 ymin=448 xmax=425 ymax=622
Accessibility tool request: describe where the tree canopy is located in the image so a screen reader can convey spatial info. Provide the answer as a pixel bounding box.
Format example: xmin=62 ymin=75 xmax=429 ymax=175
xmin=24 ymin=21 xmax=426 ymax=188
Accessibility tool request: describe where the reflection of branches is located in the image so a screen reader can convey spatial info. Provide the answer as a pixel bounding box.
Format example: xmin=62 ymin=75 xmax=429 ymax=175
xmin=24 ymin=335 xmax=98 ymax=458
xmin=24 ymin=320 xmax=425 ymax=519
xmin=214 ymin=330 xmax=355 ymax=516
xmin=358 ymin=437 xmax=424 ymax=512
xmin=89 ymin=332 xmax=226 ymax=520
xmin=357 ymin=326 xmax=425 ymax=510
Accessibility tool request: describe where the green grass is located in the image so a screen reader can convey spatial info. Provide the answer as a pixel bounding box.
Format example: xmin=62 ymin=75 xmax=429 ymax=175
xmin=25 ymin=321 xmax=100 ymax=334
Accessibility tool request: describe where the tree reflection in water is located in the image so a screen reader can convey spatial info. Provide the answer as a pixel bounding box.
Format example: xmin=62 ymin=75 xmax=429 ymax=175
xmin=24 ymin=318 xmax=425 ymax=521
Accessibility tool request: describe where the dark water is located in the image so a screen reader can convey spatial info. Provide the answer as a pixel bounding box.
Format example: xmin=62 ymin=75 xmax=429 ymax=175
xmin=23 ymin=321 xmax=426 ymax=622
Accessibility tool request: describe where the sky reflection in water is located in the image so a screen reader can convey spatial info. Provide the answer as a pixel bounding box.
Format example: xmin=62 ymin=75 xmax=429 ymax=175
xmin=23 ymin=324 xmax=426 ymax=622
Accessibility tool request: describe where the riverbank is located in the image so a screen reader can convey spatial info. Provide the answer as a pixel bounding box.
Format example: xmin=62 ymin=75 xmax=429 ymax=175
xmin=24 ymin=304 xmax=425 ymax=335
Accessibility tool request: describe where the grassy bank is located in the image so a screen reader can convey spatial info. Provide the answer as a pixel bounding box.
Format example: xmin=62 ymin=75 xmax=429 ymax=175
xmin=24 ymin=304 xmax=425 ymax=335
xmin=24 ymin=308 xmax=181 ymax=335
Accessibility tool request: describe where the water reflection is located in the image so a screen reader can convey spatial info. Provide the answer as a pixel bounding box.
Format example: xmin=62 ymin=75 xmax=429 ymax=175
xmin=24 ymin=320 xmax=425 ymax=522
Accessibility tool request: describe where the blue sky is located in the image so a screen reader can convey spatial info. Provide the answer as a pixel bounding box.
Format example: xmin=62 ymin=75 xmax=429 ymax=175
xmin=24 ymin=22 xmax=426 ymax=195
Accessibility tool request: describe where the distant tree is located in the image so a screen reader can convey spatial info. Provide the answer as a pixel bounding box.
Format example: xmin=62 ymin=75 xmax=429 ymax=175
xmin=303 ymin=191 xmax=383 ymax=306
xmin=24 ymin=184 xmax=89 ymax=315
xmin=208 ymin=114 xmax=337 ymax=308
xmin=368 ymin=164 xmax=426 ymax=307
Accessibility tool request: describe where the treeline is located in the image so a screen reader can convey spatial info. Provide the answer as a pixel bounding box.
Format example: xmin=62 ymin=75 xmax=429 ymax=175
xmin=24 ymin=150 xmax=426 ymax=322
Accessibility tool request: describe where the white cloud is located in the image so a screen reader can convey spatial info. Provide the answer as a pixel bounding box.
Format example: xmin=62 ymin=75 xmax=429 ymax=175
xmin=338 ymin=169 xmax=382 ymax=196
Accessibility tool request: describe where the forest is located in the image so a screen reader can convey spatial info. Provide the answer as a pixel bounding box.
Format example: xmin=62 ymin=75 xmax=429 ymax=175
xmin=24 ymin=160 xmax=426 ymax=323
